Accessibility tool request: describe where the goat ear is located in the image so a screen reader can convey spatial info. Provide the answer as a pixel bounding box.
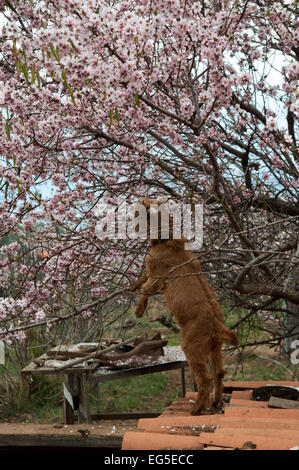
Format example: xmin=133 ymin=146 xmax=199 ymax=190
xmin=139 ymin=198 xmax=151 ymax=209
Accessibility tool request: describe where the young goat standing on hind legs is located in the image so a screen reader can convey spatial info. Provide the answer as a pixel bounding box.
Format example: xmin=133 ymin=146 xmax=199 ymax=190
xmin=130 ymin=198 xmax=239 ymax=415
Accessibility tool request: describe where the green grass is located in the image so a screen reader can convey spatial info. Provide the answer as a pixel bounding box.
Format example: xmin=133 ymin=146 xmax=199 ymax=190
xmin=1 ymin=375 xmax=63 ymax=423
xmin=1 ymin=371 xmax=177 ymax=422
xmin=91 ymin=373 xmax=175 ymax=413
xmin=232 ymin=354 xmax=292 ymax=382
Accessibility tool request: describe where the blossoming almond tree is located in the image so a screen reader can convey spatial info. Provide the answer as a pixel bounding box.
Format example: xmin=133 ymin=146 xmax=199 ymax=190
xmin=0 ymin=0 xmax=298 ymax=354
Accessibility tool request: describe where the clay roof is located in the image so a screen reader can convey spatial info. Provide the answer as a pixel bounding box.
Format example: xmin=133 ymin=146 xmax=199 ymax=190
xmin=121 ymin=381 xmax=299 ymax=450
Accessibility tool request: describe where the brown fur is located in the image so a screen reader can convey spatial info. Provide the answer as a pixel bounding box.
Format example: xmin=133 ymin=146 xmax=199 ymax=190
xmin=131 ymin=198 xmax=238 ymax=414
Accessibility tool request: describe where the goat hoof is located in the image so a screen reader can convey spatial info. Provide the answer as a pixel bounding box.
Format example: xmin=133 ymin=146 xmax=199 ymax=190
xmin=212 ymin=400 xmax=223 ymax=410
xmin=190 ymin=405 xmax=203 ymax=415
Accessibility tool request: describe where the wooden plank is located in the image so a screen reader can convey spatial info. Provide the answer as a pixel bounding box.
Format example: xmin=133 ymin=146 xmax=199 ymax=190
xmin=23 ymin=360 xmax=188 ymax=377
xmin=77 ymin=375 xmax=91 ymax=424
xmin=63 ymin=381 xmax=74 ymax=409
xmin=92 ymin=360 xmax=188 ymax=384
xmin=0 ymin=434 xmax=122 ymax=448
xmin=20 ymin=361 xmax=39 ymax=375
xmin=63 ymin=377 xmax=75 ymax=425
xmin=47 ymin=344 xmax=99 ymax=358
xmin=63 ymin=396 xmax=74 ymax=425
xmin=23 ymin=367 xmax=90 ymax=375
xmin=269 ymin=396 xmax=299 ymax=409
xmin=21 ymin=354 xmax=50 ymax=374
xmin=47 ymin=350 xmax=94 ymax=359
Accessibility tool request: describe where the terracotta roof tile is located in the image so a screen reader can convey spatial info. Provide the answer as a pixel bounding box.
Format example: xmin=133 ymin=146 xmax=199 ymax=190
xmin=212 ymin=427 xmax=299 ymax=441
xmin=197 ymin=431 xmax=299 ymax=450
xmin=219 ymin=416 xmax=299 ymax=431
xmin=138 ymin=414 xmax=222 ymax=430
xmin=121 ymin=381 xmax=299 ymax=450
xmin=204 ymin=446 xmax=234 ymax=450
xmin=231 ymin=390 xmax=252 ymax=399
xmin=224 ymin=406 xmax=299 ymax=419
xmin=121 ymin=431 xmax=204 ymax=450
xmin=228 ymin=398 xmax=268 ymax=408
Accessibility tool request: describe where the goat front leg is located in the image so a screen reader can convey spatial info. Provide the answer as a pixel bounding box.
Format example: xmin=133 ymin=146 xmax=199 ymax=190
xmin=135 ymin=293 xmax=149 ymax=318
xmin=135 ymin=277 xmax=165 ymax=318
xmin=130 ymin=270 xmax=148 ymax=292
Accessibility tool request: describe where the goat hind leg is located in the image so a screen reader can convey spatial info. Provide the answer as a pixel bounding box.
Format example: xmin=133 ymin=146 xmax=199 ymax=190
xmin=187 ymin=359 xmax=212 ymax=415
xmin=211 ymin=342 xmax=226 ymax=409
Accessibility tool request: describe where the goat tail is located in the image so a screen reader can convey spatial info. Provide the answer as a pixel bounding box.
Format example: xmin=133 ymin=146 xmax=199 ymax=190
xmin=217 ymin=321 xmax=239 ymax=346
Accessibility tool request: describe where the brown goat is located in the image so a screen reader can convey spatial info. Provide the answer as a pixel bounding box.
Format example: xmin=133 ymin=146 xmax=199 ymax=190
xmin=131 ymin=198 xmax=238 ymax=415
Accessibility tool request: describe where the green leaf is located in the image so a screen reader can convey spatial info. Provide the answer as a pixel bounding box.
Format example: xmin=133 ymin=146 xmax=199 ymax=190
xmin=22 ymin=62 xmax=29 ymax=85
xmin=64 ymin=79 xmax=72 ymax=94
xmin=135 ymin=93 xmax=140 ymax=107
xmin=69 ymin=89 xmax=77 ymax=108
xmin=68 ymin=38 xmax=78 ymax=52
xmin=49 ymin=43 xmax=56 ymax=56
xmin=61 ymin=69 xmax=66 ymax=80
xmin=49 ymin=43 xmax=60 ymax=62
xmin=16 ymin=179 xmax=21 ymax=193
xmin=64 ymin=79 xmax=77 ymax=108
xmin=109 ymin=109 xmax=114 ymax=126
xmin=12 ymin=39 xmax=17 ymax=56
xmin=31 ymin=62 xmax=36 ymax=84
xmin=5 ymin=122 xmax=11 ymax=140
xmin=115 ymin=106 xmax=120 ymax=125
xmin=41 ymin=19 xmax=46 ymax=29
xmin=36 ymin=68 xmax=41 ymax=88
xmin=16 ymin=58 xmax=22 ymax=75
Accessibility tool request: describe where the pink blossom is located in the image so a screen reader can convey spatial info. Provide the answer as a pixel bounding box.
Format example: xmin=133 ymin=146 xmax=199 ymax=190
xmin=180 ymin=97 xmax=195 ymax=118
xmin=0 ymin=0 xmax=296 ymax=341
xmin=91 ymin=287 xmax=107 ymax=298
xmin=266 ymin=117 xmax=277 ymax=130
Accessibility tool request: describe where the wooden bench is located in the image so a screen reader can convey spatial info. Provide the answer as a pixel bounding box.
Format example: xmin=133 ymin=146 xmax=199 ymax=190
xmin=22 ymin=344 xmax=189 ymax=424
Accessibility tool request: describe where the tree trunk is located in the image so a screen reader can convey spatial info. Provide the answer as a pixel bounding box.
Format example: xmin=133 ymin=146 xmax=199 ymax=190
xmin=285 ymin=242 xmax=299 ymax=353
